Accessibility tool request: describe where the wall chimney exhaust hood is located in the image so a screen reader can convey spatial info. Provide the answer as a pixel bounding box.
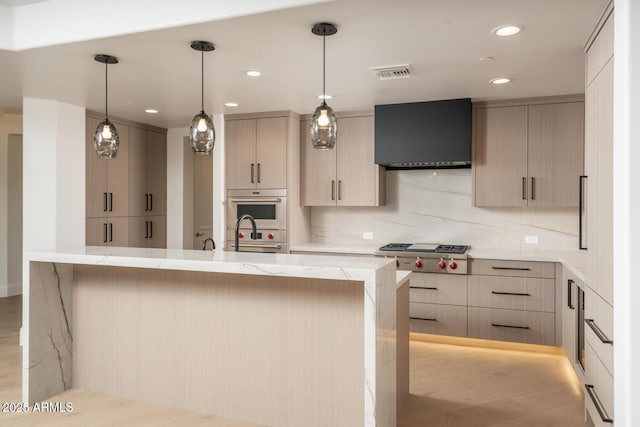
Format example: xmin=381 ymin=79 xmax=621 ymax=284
xmin=374 ymin=98 xmax=471 ymax=169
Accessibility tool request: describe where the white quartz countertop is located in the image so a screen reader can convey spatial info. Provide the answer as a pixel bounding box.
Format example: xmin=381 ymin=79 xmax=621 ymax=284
xmin=290 ymin=243 xmax=586 ymax=280
xmin=26 ymin=246 xmax=395 ymax=282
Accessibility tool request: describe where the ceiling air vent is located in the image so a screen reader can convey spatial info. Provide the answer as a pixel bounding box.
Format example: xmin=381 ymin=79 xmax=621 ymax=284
xmin=370 ymin=64 xmax=412 ymax=80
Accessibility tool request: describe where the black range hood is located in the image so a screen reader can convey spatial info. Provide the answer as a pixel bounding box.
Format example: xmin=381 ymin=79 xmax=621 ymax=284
xmin=374 ymin=98 xmax=471 ymax=169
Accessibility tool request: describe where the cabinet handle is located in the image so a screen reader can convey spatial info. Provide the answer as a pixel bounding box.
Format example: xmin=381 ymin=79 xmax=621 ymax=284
xmin=522 ymin=177 xmax=527 ymax=200
xmin=145 ymin=221 xmax=149 ymax=239
xmin=250 ymin=163 xmax=255 ymax=183
xmin=108 ymin=223 xmax=113 ymax=242
xmin=491 ymin=323 xmax=530 ymax=330
xmin=331 ymin=180 xmax=336 ymax=201
xmin=149 ymin=193 xmax=153 ymax=211
xmin=145 ymin=193 xmax=148 ymax=211
xmin=579 ymin=175 xmax=588 ymax=250
xmin=338 ymin=180 xmax=342 ymax=201
xmin=491 ymin=266 xmax=531 ymax=271
xmin=585 ymin=318 xmax=613 ymax=344
xmin=109 ymin=192 xmax=113 ymax=212
xmin=103 ymin=223 xmax=108 ymax=243
xmin=585 ymin=384 xmax=613 ymax=423
xmin=567 ymin=279 xmax=575 ymax=309
xmin=410 ymin=286 xmax=438 ymax=290
xmin=531 ymin=176 xmax=536 ymax=200
xmin=257 ymin=163 xmax=261 ymax=183
xmin=491 ymin=291 xmax=531 ymax=296
xmin=103 ymin=192 xmax=108 ymax=212
xmin=149 ymin=220 xmax=153 ymax=239
xmin=410 ymin=316 xmax=437 ymax=322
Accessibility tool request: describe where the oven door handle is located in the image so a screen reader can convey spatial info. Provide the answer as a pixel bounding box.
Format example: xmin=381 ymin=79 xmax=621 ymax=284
xmin=229 ymin=242 xmax=282 ymax=250
xmin=228 ymin=198 xmax=282 ymax=203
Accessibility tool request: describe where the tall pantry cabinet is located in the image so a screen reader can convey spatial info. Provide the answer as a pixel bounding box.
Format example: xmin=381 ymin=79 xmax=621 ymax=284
xmin=583 ymin=3 xmax=614 ymax=426
xmin=86 ymin=113 xmax=167 ymax=248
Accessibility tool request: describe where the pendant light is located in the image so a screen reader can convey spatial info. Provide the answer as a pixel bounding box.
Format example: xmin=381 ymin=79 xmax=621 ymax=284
xmin=93 ymin=54 xmax=119 ymax=159
xmin=310 ymin=23 xmax=338 ymax=150
xmin=190 ymin=40 xmax=216 ymax=155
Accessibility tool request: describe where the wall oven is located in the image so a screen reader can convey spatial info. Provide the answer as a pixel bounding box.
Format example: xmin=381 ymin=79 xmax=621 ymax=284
xmin=226 ymin=189 xmax=287 ymax=253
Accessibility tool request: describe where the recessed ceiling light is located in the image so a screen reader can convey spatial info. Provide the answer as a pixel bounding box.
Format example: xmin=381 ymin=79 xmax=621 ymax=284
xmin=492 ymin=25 xmax=521 ymax=37
xmin=318 ymin=94 xmax=332 ymax=100
xmin=246 ymin=70 xmax=261 ymax=77
xmin=145 ymin=109 xmax=159 ymax=114
xmin=490 ymin=77 xmax=512 ymax=85
xmin=225 ymin=102 xmax=239 ymax=107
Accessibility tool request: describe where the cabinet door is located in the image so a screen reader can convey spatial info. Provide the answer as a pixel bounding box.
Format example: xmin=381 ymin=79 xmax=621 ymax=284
xmin=127 ymin=126 xmax=147 ymax=217
xmin=86 ymin=217 xmax=108 ymax=246
xmin=336 ymin=115 xmax=382 ymax=206
xmin=86 ymin=117 xmax=108 ymax=218
xmin=256 ymin=117 xmax=287 ymax=189
xmin=107 ymin=217 xmax=129 ymax=246
xmin=146 ymin=130 xmax=167 ymax=215
xmin=585 ymin=61 xmax=614 ymax=305
xmin=127 ymin=216 xmax=148 ymax=248
xmin=473 ymin=106 xmax=528 ymax=207
xmin=527 ymin=102 xmax=584 ymax=207
xmin=301 ymin=119 xmax=337 ymax=206
xmin=226 ymin=119 xmax=257 ymax=189
xmin=561 ymin=268 xmax=578 ymax=367
xmin=146 ymin=216 xmax=166 ymax=248
xmin=106 ymin=121 xmax=130 ymax=217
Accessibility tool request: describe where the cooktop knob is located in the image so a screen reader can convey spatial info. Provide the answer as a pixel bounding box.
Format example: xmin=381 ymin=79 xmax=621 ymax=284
xmin=238 ymin=232 xmax=244 ymax=239
xmin=438 ymin=258 xmax=446 ymax=269
xmin=415 ymin=258 xmax=423 ymax=268
xmin=449 ymin=260 xmax=458 ymax=270
xmin=268 ymin=233 xmax=274 ymax=240
xmin=395 ymin=257 xmax=400 ymax=268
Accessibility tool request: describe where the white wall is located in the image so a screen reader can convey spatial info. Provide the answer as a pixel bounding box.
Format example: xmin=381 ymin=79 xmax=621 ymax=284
xmin=166 ymin=127 xmax=190 ymax=249
xmin=7 ymin=134 xmax=22 ymax=296
xmin=22 ymin=98 xmax=85 ymax=253
xmin=311 ymin=169 xmax=578 ymax=251
xmin=614 ymin=1 xmax=640 ymax=424
xmin=0 ymin=113 xmax=22 ymax=297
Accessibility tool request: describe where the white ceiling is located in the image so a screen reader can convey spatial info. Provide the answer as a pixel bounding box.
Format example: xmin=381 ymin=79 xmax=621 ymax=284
xmin=0 ymin=0 xmax=607 ymax=128
xmin=0 ymin=0 xmax=48 ymax=6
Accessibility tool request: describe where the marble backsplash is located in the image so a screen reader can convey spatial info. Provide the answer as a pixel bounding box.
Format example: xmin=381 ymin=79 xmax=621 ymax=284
xmin=310 ymin=169 xmax=579 ymax=251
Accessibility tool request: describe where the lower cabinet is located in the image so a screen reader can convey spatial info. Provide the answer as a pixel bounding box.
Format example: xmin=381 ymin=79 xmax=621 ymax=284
xmin=467 ymin=307 xmax=556 ymax=346
xmin=585 ymin=342 xmax=614 ymax=426
xmin=561 ymin=266 xmax=585 ymax=380
xmin=128 ymin=216 xmax=166 ymax=248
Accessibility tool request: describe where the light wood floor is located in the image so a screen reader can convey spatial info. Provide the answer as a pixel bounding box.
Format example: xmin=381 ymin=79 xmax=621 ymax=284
xmin=1 ymin=295 xmax=587 ymax=426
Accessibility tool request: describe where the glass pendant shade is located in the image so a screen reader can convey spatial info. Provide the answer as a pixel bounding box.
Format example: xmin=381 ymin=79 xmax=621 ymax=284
xmin=310 ymin=102 xmax=337 ymax=149
xmin=190 ymin=110 xmax=215 ymax=155
xmin=94 ymin=118 xmax=119 ymax=159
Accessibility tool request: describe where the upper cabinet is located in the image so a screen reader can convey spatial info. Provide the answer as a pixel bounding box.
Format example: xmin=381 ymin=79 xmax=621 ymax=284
xmin=226 ymin=116 xmax=287 ymax=190
xmin=473 ymin=97 xmax=584 ymax=207
xmin=301 ymin=111 xmax=385 ymax=207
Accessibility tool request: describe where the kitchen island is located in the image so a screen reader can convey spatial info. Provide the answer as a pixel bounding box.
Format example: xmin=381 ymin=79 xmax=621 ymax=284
xmin=23 ymin=247 xmax=400 ymax=427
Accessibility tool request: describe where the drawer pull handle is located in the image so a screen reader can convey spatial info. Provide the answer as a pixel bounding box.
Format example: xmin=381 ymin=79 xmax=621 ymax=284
xmin=567 ymin=279 xmax=575 ymax=309
xmin=410 ymin=316 xmax=437 ymax=322
xmin=491 ymin=291 xmax=531 ymax=296
xmin=585 ymin=319 xmax=613 ymax=344
xmin=491 ymin=323 xmax=530 ymax=330
xmin=410 ymin=286 xmax=438 ymax=290
xmin=491 ymin=266 xmax=532 ymax=271
xmin=585 ymin=384 xmax=613 ymax=423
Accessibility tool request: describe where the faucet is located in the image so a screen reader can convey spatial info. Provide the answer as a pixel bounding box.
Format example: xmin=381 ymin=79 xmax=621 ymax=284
xmin=235 ymin=214 xmax=257 ymax=252
xmin=202 ymin=237 xmax=215 ymax=251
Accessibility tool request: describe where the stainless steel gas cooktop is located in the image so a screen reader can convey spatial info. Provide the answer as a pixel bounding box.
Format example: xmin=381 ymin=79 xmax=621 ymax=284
xmin=374 ymin=243 xmax=470 ymax=273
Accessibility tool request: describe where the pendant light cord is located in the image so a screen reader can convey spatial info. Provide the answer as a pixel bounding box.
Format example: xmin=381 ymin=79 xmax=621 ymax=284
xmin=322 ymin=32 xmax=326 ymax=106
xmin=201 ymin=50 xmax=204 ymax=112
xmin=104 ymin=62 xmax=108 ymax=119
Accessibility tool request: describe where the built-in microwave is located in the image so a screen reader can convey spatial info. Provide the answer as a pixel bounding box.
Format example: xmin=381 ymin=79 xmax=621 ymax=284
xmin=226 ymin=190 xmax=287 ymax=254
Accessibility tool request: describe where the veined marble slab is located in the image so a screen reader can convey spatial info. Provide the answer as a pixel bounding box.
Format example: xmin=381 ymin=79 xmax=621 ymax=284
xmin=24 ymin=247 xmax=398 ymax=427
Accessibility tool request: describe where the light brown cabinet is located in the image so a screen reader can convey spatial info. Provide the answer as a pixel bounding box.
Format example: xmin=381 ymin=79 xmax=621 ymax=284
xmin=561 ymin=266 xmax=584 ymax=380
xmin=86 ymin=113 xmax=167 ymax=248
xmin=226 ymin=116 xmax=287 ymax=190
xmin=473 ymin=98 xmax=584 ymax=207
xmin=301 ymin=112 xmax=385 ymax=206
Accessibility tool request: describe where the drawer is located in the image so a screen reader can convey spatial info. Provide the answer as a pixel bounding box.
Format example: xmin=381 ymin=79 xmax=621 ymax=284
xmin=409 ymin=273 xmax=467 ymax=305
xmin=468 ymin=275 xmax=555 ymax=312
xmin=470 ymin=259 xmax=555 ymax=279
xmin=585 ymin=286 xmax=613 ymax=375
xmin=468 ymin=307 xmax=556 ymax=346
xmin=409 ymin=303 xmax=467 ymax=337
xmin=585 ymin=342 xmax=614 ymax=426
